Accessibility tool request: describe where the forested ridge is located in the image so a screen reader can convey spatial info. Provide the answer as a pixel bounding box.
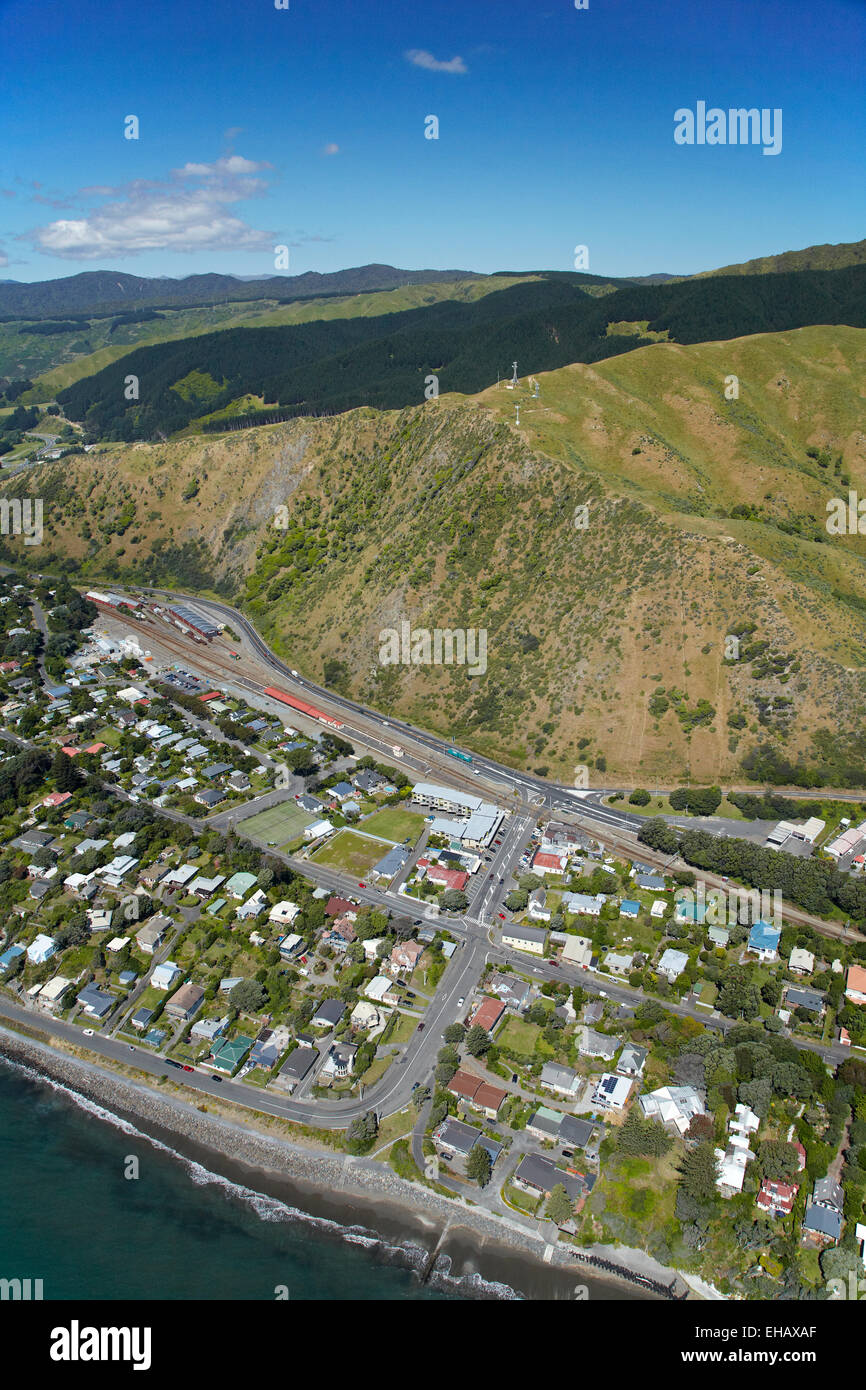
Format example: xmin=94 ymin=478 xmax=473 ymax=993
xmin=58 ymin=265 xmax=866 ymax=441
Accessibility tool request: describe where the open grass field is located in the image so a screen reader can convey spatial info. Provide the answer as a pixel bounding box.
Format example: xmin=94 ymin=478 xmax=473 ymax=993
xmin=360 ymin=806 xmax=426 ymax=842
xmin=497 ymin=1016 xmax=545 ymax=1058
xmin=237 ymin=800 xmax=314 ymax=847
xmin=311 ymin=829 xmax=386 ymax=876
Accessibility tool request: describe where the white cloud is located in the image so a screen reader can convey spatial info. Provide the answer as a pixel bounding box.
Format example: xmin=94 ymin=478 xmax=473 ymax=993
xmin=0 ymin=248 xmax=8 ymax=267
xmin=321 ymin=143 xmax=339 ymax=156
xmin=404 ymin=49 xmax=468 ymax=74
xmin=27 ymin=155 xmax=276 ymax=260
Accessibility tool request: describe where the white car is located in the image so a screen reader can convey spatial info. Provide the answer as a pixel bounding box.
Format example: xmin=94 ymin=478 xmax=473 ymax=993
xmin=457 ymin=997 xmax=465 ymax=1007
xmin=83 ymin=1028 xmax=94 ymax=1036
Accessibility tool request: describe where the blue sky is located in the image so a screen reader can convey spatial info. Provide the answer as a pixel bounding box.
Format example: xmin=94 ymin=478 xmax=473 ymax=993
xmin=1 ymin=0 xmax=864 ymax=281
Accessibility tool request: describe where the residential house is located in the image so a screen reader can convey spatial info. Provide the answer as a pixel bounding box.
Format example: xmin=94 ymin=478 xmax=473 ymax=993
xmin=528 ymin=887 xmax=551 ymax=922
xmin=657 ymin=947 xmax=689 ymax=983
xmin=273 ymin=1046 xmax=318 ymax=1092
xmin=617 ymin=1043 xmax=648 ymax=1078
xmin=789 ymin=947 xmax=815 ymax=976
xmin=578 ymin=1027 xmax=619 ymax=1062
xmin=541 ymin=1062 xmax=581 ymax=1098
xmin=561 ymin=892 xmax=604 ymax=918
xmin=165 ymin=982 xmax=205 ymax=1021
xmin=604 ymin=951 xmax=634 ymax=977
xmin=561 ymin=934 xmax=592 ymax=968
xmin=26 ymin=934 xmax=57 ymax=964
xmin=311 ymin=998 xmax=345 ymax=1030
xmin=639 ymin=1085 xmax=707 ymax=1135
xmin=619 ymin=899 xmax=640 ymax=918
xmin=487 ymin=972 xmax=532 ymax=1012
xmin=321 ymin=1041 xmax=357 ymax=1080
xmin=757 ymin=1178 xmax=800 ymax=1217
xmin=634 ymin=873 xmax=665 ymax=891
xmin=447 ymin=1068 xmax=507 ymax=1119
xmin=136 ymin=916 xmax=170 ymax=954
xmin=845 ymin=964 xmax=866 ymax=1006
xmin=591 ymin=1073 xmax=632 ymax=1111
xmin=387 ymin=939 xmax=424 ymax=978
xmin=209 ymin=1035 xmax=253 ymax=1075
xmin=748 ymin=920 xmax=781 ymax=962
xmin=785 ymin=986 xmax=826 ymax=1017
xmin=468 ymin=996 xmax=506 ymax=1034
xmin=278 ymin=933 xmax=304 ymax=961
xmin=802 ymin=1177 xmax=844 ymax=1247
xmin=76 ymin=983 xmax=114 ymax=1019
xmin=151 ymin=961 xmax=181 ymax=991
xmin=236 ymin=889 xmax=268 ymax=920
xmin=512 ymin=1154 xmax=589 ymax=1203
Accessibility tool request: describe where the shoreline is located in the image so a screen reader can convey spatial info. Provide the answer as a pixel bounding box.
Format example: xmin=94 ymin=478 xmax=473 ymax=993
xmin=0 ymin=1024 xmax=691 ymax=1301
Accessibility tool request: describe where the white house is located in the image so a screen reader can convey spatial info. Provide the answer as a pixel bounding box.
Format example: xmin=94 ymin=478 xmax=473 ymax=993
xmin=657 ymin=947 xmax=689 ymax=982
xmin=269 ymin=901 xmax=301 ymax=927
xmin=151 ymin=961 xmax=181 ymax=990
xmin=27 ymin=933 xmax=57 ymax=964
xmin=789 ymin=947 xmax=815 ymax=976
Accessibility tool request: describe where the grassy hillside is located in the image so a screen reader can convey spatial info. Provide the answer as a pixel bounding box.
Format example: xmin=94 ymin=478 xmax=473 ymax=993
xmin=697 ymin=238 xmax=866 ymax=279
xmin=55 ymin=265 xmax=866 ymax=442
xmin=5 ymin=325 xmax=865 ymax=786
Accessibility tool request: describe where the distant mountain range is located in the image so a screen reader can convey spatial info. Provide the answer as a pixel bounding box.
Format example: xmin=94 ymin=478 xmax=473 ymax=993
xmin=0 ymin=265 xmax=488 ymax=318
xmin=2 ymin=237 xmax=863 ymax=319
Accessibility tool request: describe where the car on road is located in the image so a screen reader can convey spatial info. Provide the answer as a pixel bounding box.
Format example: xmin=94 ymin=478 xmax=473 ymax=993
xmin=511 ymin=1073 xmax=518 ymax=1083
xmin=83 ymin=1029 xmax=94 ymax=1036
xmin=416 ymin=1023 xmax=424 ymax=1032
xmin=182 ymin=1064 xmax=194 ymax=1072
xmin=358 ymin=881 xmax=366 ymax=888
xmin=290 ymin=669 xmax=298 ymax=676
xmin=561 ymin=1148 xmax=574 ymax=1159
xmin=128 ymin=1044 xmax=136 ymax=1051
xmin=210 ymin=1075 xmax=223 ymax=1083
xmin=457 ymin=997 xmax=465 ymax=1007
xmin=488 ymin=873 xmax=494 ymax=879
xmin=498 ymin=912 xmax=506 ymax=919
xmin=412 ymin=1082 xmax=420 ymax=1091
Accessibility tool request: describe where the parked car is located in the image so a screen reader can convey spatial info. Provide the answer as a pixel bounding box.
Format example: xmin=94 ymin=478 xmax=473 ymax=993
xmin=182 ymin=1064 xmax=194 ymax=1072
xmin=83 ymin=1028 xmax=94 ymax=1037
xmin=498 ymin=912 xmax=506 ymax=919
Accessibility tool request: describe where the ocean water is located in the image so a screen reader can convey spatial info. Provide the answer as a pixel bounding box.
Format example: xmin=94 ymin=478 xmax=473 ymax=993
xmin=0 ymin=1055 xmax=648 ymax=1302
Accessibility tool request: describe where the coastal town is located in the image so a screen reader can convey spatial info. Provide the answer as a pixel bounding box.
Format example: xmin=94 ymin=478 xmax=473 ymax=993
xmin=1 ymin=568 xmax=866 ymax=1301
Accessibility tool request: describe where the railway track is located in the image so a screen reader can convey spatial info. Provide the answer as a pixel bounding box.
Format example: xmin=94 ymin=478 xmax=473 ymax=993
xmin=102 ymin=600 xmax=865 ymax=946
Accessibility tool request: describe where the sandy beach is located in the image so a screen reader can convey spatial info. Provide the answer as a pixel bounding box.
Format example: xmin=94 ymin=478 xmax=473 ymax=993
xmin=0 ymin=1023 xmax=690 ymax=1301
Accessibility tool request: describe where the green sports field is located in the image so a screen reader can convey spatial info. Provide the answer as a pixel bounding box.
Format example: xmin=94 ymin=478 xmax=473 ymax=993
xmin=311 ymin=829 xmax=387 ymax=876
xmin=360 ymin=807 xmax=426 ymax=843
xmin=238 ymin=801 xmax=314 ymax=847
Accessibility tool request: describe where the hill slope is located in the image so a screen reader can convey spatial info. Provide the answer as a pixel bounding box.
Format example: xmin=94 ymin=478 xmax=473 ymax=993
xmin=55 ymin=265 xmax=866 ymax=441
xmin=6 ymin=325 xmax=865 ymax=786
xmin=698 ymin=238 xmax=866 ymax=279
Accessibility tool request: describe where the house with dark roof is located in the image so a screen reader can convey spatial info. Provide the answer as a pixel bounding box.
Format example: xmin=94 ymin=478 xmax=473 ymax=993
xmin=802 ymin=1176 xmax=844 ymax=1247
xmin=512 ymin=1154 xmax=591 ymax=1203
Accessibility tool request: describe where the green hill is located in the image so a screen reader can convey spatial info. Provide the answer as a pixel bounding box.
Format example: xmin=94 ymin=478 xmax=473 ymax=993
xmin=53 ymin=265 xmax=866 ymax=442
xmin=697 ymin=238 xmax=866 ymax=279
xmin=6 ymin=324 xmax=865 ymax=788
